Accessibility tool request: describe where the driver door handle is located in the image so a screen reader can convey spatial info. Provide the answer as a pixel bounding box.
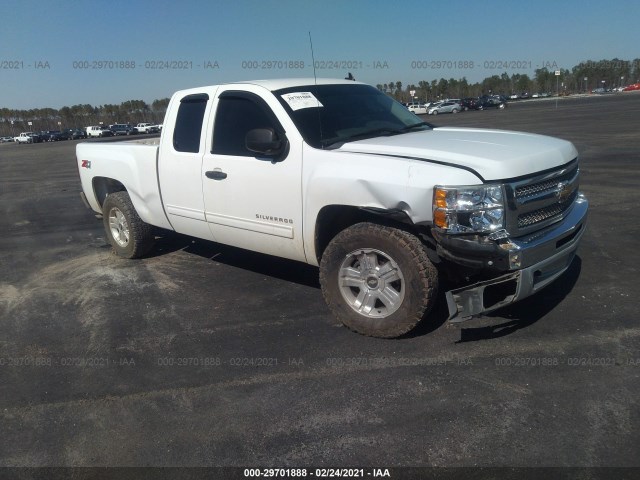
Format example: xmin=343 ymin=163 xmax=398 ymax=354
xmin=205 ymin=169 xmax=227 ymax=180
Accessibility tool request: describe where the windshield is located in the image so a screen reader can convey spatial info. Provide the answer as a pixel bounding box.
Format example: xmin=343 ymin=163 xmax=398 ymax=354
xmin=274 ymin=84 xmax=432 ymax=148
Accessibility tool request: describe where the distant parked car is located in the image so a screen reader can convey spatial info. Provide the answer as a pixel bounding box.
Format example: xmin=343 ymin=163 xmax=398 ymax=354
xmin=86 ymin=126 xmax=114 ymax=137
xmin=42 ymin=130 xmax=69 ymax=141
xmin=15 ymin=133 xmax=32 ymax=144
xmin=406 ymin=103 xmax=428 ymax=115
xmin=110 ymin=124 xmax=137 ymax=136
xmin=15 ymin=132 xmax=42 ymax=144
xmin=1 ymin=136 xmax=15 ymax=143
xmin=66 ymin=129 xmax=87 ymax=140
xmin=134 ymin=122 xmax=159 ymax=134
xmin=460 ymin=98 xmax=479 ymax=111
xmin=427 ymin=101 xmax=461 ymax=115
xmin=509 ymin=93 xmax=519 ymax=100
xmin=475 ymin=96 xmax=508 ymax=110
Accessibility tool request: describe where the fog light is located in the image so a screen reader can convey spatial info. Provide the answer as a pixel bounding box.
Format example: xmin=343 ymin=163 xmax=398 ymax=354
xmin=509 ymin=251 xmax=521 ymax=269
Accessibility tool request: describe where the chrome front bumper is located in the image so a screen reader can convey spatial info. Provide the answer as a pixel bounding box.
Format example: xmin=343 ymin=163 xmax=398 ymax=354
xmin=445 ymin=194 xmax=588 ymax=322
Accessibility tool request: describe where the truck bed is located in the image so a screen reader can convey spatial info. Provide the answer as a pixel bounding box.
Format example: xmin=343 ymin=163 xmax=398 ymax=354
xmin=76 ymin=141 xmax=171 ymax=229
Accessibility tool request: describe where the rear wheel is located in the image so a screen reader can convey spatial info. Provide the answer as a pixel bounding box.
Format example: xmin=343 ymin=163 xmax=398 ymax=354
xmin=102 ymin=191 xmax=154 ymax=258
xmin=320 ymin=223 xmax=438 ymax=338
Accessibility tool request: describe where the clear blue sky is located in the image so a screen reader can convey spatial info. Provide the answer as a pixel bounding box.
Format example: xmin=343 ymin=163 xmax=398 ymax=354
xmin=1 ymin=0 xmax=638 ymax=109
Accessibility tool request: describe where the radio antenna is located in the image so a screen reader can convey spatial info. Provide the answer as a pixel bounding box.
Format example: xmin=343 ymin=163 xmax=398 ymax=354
xmin=309 ymin=31 xmax=318 ymax=84
xmin=308 ymin=31 xmax=324 ymax=147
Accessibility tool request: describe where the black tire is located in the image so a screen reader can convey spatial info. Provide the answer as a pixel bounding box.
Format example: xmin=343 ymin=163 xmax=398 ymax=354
xmin=319 ymin=222 xmax=438 ymax=338
xmin=102 ymin=191 xmax=154 ymax=259
xmin=452 ymin=108 xmax=459 ymax=114
xmin=432 ymin=110 xmax=439 ymax=115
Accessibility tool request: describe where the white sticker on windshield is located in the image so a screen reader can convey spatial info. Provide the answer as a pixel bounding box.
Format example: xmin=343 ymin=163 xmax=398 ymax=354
xmin=281 ymin=92 xmax=323 ymax=111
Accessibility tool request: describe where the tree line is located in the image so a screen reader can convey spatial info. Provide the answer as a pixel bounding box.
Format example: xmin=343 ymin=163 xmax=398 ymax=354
xmin=381 ymin=57 xmax=639 ymax=102
xmin=0 ymin=98 xmax=170 ymax=136
xmin=1 ymin=58 xmax=638 ymax=136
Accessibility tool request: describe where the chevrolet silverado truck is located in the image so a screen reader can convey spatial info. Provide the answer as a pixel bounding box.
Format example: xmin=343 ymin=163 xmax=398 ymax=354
xmin=76 ymin=78 xmax=588 ymax=338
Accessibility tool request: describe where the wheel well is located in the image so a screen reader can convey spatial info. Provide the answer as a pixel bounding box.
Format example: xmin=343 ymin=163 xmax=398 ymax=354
xmin=92 ymin=177 xmax=126 ymax=208
xmin=314 ymin=205 xmax=427 ymax=263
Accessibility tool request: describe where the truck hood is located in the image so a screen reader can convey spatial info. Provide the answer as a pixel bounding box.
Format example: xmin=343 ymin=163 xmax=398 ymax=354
xmin=338 ymin=127 xmax=578 ymax=181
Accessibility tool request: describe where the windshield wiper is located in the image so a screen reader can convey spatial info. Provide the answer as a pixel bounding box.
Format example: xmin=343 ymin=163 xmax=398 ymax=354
xmin=399 ymin=122 xmax=432 ymax=132
xmin=322 ymin=123 xmax=433 ymax=148
xmin=345 ymin=127 xmax=406 ymax=141
xmin=322 ymin=127 xmax=404 ymax=148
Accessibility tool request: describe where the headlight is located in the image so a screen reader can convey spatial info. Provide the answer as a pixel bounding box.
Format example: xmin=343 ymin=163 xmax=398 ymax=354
xmin=433 ymin=184 xmax=505 ymax=233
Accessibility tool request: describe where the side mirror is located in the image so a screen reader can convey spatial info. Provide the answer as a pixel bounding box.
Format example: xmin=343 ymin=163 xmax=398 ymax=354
xmin=245 ymin=128 xmax=285 ymax=156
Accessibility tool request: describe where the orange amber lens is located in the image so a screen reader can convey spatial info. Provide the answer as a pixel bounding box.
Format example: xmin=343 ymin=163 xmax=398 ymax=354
xmin=435 ymin=189 xmax=448 ymax=209
xmin=434 ymin=209 xmax=448 ymax=228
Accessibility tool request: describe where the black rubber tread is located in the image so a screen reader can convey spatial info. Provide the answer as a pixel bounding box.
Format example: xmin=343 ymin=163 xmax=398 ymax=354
xmin=102 ymin=191 xmax=154 ymax=259
xmin=319 ymin=222 xmax=438 ymax=338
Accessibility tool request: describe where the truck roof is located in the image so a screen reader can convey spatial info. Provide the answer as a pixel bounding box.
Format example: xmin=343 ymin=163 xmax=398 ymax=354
xmin=232 ymin=78 xmax=364 ymax=90
xmin=172 ymin=78 xmax=364 ymax=98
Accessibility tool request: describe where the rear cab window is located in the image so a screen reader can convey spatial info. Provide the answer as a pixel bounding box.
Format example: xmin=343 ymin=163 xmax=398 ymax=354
xmin=173 ymin=93 xmax=209 ymax=153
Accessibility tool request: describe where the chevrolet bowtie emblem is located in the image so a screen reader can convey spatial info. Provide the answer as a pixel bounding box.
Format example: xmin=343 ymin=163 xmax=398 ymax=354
xmin=556 ymin=181 xmax=573 ymax=203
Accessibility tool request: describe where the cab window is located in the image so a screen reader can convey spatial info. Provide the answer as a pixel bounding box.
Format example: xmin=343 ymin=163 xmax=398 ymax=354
xmin=173 ymin=93 xmax=208 ymax=153
xmin=212 ymin=92 xmax=282 ymax=157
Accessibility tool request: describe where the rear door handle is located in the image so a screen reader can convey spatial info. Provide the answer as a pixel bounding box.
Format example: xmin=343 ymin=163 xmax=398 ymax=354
xmin=205 ymin=169 xmax=227 ymax=180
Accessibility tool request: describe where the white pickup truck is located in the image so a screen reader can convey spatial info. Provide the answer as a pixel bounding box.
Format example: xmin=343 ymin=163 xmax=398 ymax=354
xmin=77 ymin=78 xmax=588 ymax=338
xmin=134 ymin=123 xmax=159 ymax=134
xmin=15 ymin=132 xmax=38 ymax=144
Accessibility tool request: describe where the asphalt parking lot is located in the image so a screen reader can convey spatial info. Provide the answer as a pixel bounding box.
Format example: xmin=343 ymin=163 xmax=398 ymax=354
xmin=1 ymin=94 xmax=639 ymax=473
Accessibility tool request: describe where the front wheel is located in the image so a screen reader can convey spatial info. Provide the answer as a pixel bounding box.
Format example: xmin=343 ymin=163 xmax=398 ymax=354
xmin=320 ymin=223 xmax=438 ymax=338
xmin=102 ymin=191 xmax=154 ymax=258
xmin=452 ymin=108 xmax=459 ymax=114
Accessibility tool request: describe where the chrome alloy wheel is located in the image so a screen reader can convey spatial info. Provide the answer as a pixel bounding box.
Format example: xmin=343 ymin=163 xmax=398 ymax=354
xmin=108 ymin=207 xmax=130 ymax=247
xmin=338 ymin=248 xmax=405 ymax=318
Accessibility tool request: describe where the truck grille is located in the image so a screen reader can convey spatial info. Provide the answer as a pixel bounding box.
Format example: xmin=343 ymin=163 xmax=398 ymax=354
xmin=517 ymin=191 xmax=578 ymax=228
xmin=516 ymin=179 xmax=563 ymax=199
xmin=505 ymin=159 xmax=579 ymax=235
xmin=514 ymin=164 xmax=579 ymax=201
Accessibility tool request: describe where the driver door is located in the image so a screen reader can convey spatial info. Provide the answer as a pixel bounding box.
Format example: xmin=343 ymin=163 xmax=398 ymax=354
xmin=201 ymin=89 xmax=305 ymax=262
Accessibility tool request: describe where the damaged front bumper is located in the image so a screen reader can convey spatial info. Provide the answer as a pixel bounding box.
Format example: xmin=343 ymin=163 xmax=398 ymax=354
xmin=445 ymin=193 xmax=588 ymax=322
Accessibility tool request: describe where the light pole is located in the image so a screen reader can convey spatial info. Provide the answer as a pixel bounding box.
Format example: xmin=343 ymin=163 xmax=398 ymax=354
xmin=555 ymin=70 xmax=560 ymax=108
xmin=584 ymin=77 xmax=587 ymax=93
